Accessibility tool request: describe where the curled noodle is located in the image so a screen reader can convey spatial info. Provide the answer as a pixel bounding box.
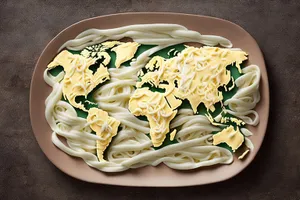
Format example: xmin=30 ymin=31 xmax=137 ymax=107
xmin=224 ymin=65 xmax=261 ymax=125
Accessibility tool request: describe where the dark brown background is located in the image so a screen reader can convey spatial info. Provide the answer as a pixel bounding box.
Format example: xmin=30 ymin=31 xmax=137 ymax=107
xmin=1 ymin=0 xmax=299 ymax=199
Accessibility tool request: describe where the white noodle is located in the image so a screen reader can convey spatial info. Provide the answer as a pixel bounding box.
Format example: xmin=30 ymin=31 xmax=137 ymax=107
xmin=224 ymin=65 xmax=261 ymax=125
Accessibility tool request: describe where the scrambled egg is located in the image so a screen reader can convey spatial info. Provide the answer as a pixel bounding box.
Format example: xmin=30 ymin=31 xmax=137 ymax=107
xmin=48 ymin=50 xmax=110 ymax=111
xmin=81 ymin=41 xmax=139 ymax=68
xmin=128 ymin=88 xmax=177 ymax=147
xmin=137 ymin=46 xmax=248 ymax=113
xmin=131 ymin=46 xmax=248 ymax=148
xmin=87 ymin=107 xmax=120 ymax=161
xmin=112 ymin=42 xmax=140 ymax=68
xmin=212 ymin=125 xmax=244 ymax=152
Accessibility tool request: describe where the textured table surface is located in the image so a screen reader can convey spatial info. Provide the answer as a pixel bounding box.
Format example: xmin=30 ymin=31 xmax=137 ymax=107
xmin=1 ymin=0 xmax=300 ymax=199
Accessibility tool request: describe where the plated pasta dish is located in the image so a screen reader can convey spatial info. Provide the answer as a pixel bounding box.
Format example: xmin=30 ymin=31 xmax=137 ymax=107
xmin=44 ymin=24 xmax=260 ymax=172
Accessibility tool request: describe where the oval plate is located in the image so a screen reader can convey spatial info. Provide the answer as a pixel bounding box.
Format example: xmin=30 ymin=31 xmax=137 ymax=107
xmin=30 ymin=12 xmax=269 ymax=187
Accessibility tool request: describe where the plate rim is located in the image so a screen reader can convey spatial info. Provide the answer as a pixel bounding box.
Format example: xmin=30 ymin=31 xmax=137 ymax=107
xmin=30 ymin=12 xmax=270 ymax=187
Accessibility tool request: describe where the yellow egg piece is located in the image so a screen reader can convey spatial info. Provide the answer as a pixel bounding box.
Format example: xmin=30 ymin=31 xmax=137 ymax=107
xmin=112 ymin=42 xmax=140 ymax=68
xmin=80 ymin=41 xmax=139 ymax=68
xmin=101 ymin=41 xmax=122 ymax=49
xmin=137 ymin=46 xmax=248 ymax=113
xmin=170 ymin=129 xmax=177 ymax=141
xmin=47 ymin=50 xmax=110 ymax=111
xmin=87 ymin=107 xmax=120 ymax=161
xmin=212 ymin=125 xmax=244 ymax=152
xmin=128 ymin=88 xmax=177 ymax=147
xmin=159 ymin=84 xmax=182 ymax=110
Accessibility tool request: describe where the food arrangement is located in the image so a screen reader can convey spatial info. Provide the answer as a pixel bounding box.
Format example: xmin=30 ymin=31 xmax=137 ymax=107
xmin=44 ymin=24 xmax=260 ymax=172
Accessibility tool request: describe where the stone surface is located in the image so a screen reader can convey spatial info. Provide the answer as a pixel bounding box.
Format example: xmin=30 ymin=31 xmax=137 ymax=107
xmin=0 ymin=0 xmax=300 ymax=199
